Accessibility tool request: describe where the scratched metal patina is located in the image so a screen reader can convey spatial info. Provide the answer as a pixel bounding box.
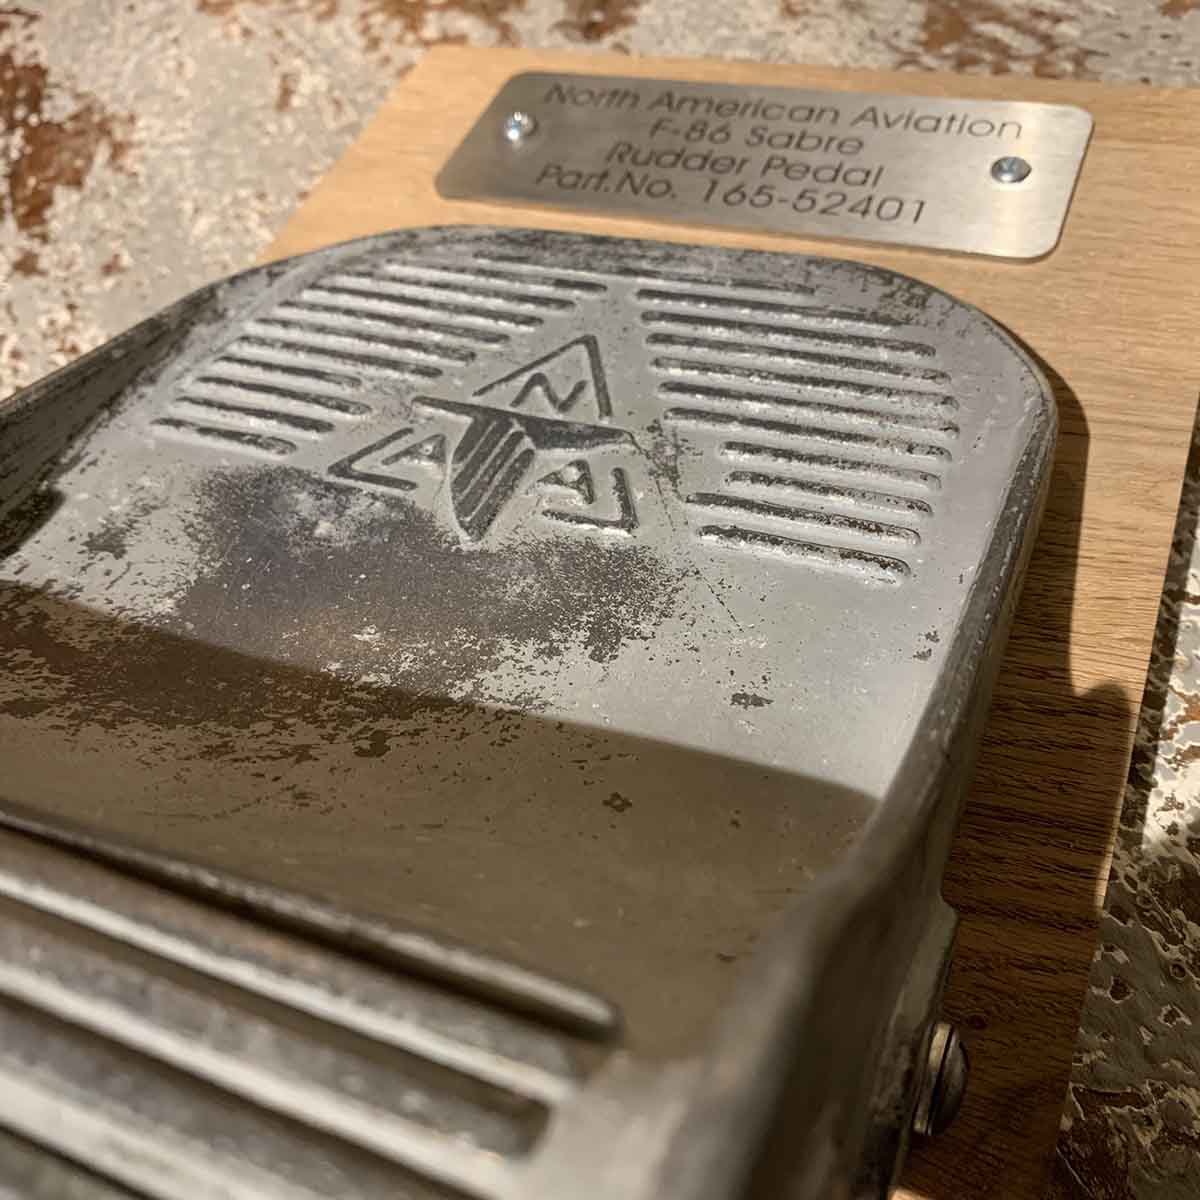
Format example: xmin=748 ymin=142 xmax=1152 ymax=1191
xmin=5 ymin=2 xmax=1200 ymax=1194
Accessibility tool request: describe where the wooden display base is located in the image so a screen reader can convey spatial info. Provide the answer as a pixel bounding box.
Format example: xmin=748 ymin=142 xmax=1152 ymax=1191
xmin=266 ymin=48 xmax=1200 ymax=1199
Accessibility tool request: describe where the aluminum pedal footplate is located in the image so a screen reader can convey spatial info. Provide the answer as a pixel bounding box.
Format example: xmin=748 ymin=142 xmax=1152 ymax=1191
xmin=0 ymin=228 xmax=1055 ymax=1199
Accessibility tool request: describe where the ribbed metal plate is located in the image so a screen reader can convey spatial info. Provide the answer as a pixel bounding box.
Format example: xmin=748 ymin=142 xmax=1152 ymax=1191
xmin=0 ymin=228 xmax=1051 ymax=1058
xmin=0 ymin=226 xmax=1056 ymax=1200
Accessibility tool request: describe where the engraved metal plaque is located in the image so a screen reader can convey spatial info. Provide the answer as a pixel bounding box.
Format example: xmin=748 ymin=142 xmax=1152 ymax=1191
xmin=438 ymin=73 xmax=1094 ymax=259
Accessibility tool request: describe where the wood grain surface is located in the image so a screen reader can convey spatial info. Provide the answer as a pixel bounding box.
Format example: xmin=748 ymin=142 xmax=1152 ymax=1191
xmin=265 ymin=48 xmax=1200 ymax=1200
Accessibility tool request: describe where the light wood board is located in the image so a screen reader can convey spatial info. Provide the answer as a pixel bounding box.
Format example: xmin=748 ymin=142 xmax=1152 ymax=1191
xmin=265 ymin=47 xmax=1200 ymax=1200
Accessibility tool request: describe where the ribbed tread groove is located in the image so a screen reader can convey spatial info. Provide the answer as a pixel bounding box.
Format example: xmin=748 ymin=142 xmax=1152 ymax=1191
xmin=235 ymin=337 xmax=441 ymax=380
xmin=352 ymin=268 xmax=574 ymax=312
xmin=658 ymin=382 xmax=958 ymax=435
xmin=720 ymin=442 xmax=942 ymax=491
xmin=205 ymin=354 xmax=374 ymax=395
xmin=625 ymin=269 xmax=818 ymax=295
xmin=726 ymin=470 xmax=934 ymax=517
xmin=286 ymin=293 xmax=509 ymax=346
xmin=173 ymin=397 xmax=336 ymax=436
xmin=663 ymin=407 xmax=951 ymax=461
xmin=686 ymin=492 xmax=920 ymax=545
xmin=699 ymin=525 xmax=910 ymax=584
xmin=641 ymin=310 xmax=937 ymax=358
xmin=653 ymin=357 xmax=955 ymax=409
xmin=243 ymin=320 xmax=460 ymax=368
xmin=190 ymin=374 xmax=372 ymax=417
xmin=648 ymin=333 xmax=949 ymax=385
xmin=470 ymin=255 xmax=819 ymax=296
xmin=316 ymin=276 xmax=542 ymax=329
xmin=390 ymin=259 xmax=607 ymax=295
xmin=268 ymin=307 xmax=478 ymax=362
xmin=151 ymin=418 xmax=296 ymax=457
xmin=637 ymin=288 xmax=905 ymax=331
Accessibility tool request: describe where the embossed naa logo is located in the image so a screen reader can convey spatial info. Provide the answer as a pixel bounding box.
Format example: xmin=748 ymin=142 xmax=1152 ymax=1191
xmin=329 ymin=337 xmax=638 ymax=544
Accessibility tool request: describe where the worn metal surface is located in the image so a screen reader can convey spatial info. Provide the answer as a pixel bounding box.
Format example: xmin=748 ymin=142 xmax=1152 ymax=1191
xmin=438 ymin=73 xmax=1093 ymax=258
xmin=0 ymin=827 xmax=577 ymax=1198
xmin=0 ymin=1128 xmax=143 ymax=1200
xmin=0 ymin=227 xmax=1053 ymax=1197
xmin=4 ymin=4 xmax=1200 ymax=1194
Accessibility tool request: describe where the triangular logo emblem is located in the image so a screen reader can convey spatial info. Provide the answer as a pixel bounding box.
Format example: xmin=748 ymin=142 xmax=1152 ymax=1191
xmin=472 ymin=336 xmax=612 ymax=420
xmin=324 ymin=338 xmax=636 ymax=544
xmin=326 ymin=426 xmax=439 ymax=491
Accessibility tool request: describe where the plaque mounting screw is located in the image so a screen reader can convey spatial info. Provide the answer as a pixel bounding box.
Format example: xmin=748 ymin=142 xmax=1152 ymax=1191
xmin=912 ymin=1022 xmax=968 ymax=1138
xmin=502 ymin=110 xmax=538 ymax=146
xmin=991 ymin=155 xmax=1032 ymax=184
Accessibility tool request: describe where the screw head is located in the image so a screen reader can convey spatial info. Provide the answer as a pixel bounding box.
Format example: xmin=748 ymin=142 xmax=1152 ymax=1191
xmin=991 ymin=155 xmax=1032 ymax=184
xmin=502 ymin=110 xmax=538 ymax=146
xmin=912 ymin=1022 xmax=969 ymax=1138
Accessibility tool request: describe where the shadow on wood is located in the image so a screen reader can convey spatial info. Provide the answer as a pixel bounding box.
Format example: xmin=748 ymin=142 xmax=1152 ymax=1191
xmin=903 ymin=358 xmax=1135 ymax=1198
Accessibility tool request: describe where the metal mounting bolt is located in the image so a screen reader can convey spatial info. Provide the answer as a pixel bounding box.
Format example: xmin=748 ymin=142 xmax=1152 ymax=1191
xmin=912 ymin=1022 xmax=968 ymax=1138
xmin=991 ymin=155 xmax=1032 ymax=184
xmin=502 ymin=110 xmax=538 ymax=146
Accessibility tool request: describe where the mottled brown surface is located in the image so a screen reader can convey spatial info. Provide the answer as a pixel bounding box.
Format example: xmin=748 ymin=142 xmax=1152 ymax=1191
xmin=898 ymin=1 xmax=1097 ymax=76
xmin=0 ymin=21 xmax=133 ymax=276
xmin=554 ymin=0 xmax=641 ymax=42
xmin=5 ymin=2 xmax=1200 ymax=1196
xmin=7 ymin=0 xmax=1200 ymax=395
xmin=196 ymin=0 xmax=529 ymax=50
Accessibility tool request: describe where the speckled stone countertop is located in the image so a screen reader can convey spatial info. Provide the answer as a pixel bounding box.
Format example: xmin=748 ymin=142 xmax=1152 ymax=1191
xmin=3 ymin=2 xmax=1200 ymax=1195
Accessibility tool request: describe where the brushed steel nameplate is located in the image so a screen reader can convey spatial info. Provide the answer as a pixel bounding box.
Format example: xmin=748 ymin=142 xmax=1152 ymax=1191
xmin=438 ymin=72 xmax=1093 ymax=259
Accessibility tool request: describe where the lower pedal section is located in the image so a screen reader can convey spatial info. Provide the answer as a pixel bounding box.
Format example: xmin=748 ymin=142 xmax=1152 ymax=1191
xmin=0 ymin=823 xmax=673 ymax=1200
